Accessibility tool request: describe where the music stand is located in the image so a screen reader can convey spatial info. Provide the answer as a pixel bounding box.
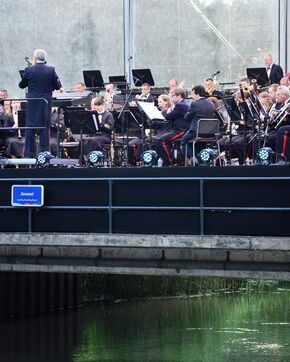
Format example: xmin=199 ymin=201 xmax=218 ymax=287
xmin=223 ymin=97 xmax=242 ymax=164
xmin=246 ymin=67 xmax=269 ymax=86
xmin=83 ymin=70 xmax=104 ymax=93
xmin=109 ymin=75 xmax=127 ymax=90
xmin=18 ymin=110 xmax=26 ymax=137
xmin=132 ymin=69 xmax=155 ymax=86
xmin=223 ymin=97 xmax=242 ymax=121
xmin=64 ymin=109 xmax=100 ymax=165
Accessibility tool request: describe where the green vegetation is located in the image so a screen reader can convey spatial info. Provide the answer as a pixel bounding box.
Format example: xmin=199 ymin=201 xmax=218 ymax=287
xmin=83 ymin=275 xmax=282 ymax=302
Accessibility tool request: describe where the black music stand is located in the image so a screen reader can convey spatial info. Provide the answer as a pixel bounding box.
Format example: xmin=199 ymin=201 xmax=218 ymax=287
xmin=246 ymin=67 xmax=269 ymax=86
xmin=83 ymin=70 xmax=104 ymax=93
xmin=64 ymin=109 xmax=100 ymax=165
xmin=109 ymin=75 xmax=128 ymax=90
xmin=132 ymin=69 xmax=155 ymax=86
xmin=223 ymin=97 xmax=242 ymax=164
xmin=18 ymin=110 xmax=27 ymax=137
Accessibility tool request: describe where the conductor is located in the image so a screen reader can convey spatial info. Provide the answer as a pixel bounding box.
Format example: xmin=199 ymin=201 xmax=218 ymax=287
xmin=19 ymin=49 xmax=62 ymax=157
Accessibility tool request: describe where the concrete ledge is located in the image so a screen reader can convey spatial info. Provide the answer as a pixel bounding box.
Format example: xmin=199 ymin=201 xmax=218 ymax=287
xmin=0 ymin=233 xmax=289 ymax=251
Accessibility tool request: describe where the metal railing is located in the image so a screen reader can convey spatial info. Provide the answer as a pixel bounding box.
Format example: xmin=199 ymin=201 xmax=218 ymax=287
xmin=0 ymin=175 xmax=289 ymax=234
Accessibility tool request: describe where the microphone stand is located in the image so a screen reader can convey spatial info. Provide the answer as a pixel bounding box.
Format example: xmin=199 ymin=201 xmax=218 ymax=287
xmin=118 ymin=86 xmax=135 ymax=166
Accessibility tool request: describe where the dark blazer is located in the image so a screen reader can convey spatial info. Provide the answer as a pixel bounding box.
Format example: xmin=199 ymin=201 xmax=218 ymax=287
xmin=269 ymin=63 xmax=284 ymax=85
xmin=98 ymin=111 xmax=115 ymax=136
xmin=164 ymin=99 xmax=189 ymax=132
xmin=184 ymin=98 xmax=216 ymax=132
xmin=19 ymin=63 xmax=62 ymax=127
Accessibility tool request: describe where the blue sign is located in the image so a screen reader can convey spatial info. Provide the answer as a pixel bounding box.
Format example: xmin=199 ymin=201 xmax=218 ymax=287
xmin=11 ymin=185 xmax=44 ymax=207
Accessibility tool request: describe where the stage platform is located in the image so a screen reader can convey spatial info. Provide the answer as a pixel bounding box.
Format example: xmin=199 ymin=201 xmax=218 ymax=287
xmin=0 ymin=165 xmax=290 ymax=236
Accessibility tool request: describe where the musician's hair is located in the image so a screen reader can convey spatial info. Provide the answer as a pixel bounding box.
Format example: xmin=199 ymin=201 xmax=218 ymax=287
xmin=33 ymin=49 xmax=47 ymax=61
xmin=91 ymin=96 xmax=105 ymax=106
xmin=192 ymin=85 xmax=207 ymax=97
xmin=171 ymin=87 xmax=186 ymax=99
xmin=240 ymin=77 xmax=250 ymax=85
xmin=269 ymin=83 xmax=279 ymax=92
xmin=277 ymin=85 xmax=290 ymax=97
xmin=141 ymin=83 xmax=150 ymax=88
xmin=158 ymin=94 xmax=172 ymax=109
xmin=205 ymin=78 xmax=214 ymax=82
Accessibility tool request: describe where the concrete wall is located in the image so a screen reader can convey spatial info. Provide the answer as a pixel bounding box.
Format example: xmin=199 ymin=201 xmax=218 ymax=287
xmin=0 ymin=0 xmax=280 ymax=97
xmin=0 ymin=0 xmax=124 ymax=96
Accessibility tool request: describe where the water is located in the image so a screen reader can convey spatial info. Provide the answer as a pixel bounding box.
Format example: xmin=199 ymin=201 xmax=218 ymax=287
xmin=0 ymin=289 xmax=290 ymax=362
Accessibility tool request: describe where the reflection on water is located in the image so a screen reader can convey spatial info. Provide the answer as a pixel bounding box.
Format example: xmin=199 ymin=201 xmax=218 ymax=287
xmin=0 ymin=290 xmax=290 ymax=361
xmin=72 ymin=290 xmax=290 ymax=362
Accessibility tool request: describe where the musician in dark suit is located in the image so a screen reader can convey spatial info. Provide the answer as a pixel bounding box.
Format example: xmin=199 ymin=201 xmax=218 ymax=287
xmin=82 ymin=97 xmax=114 ymax=156
xmin=264 ymin=54 xmax=284 ymax=85
xmin=181 ymin=85 xmax=215 ymax=158
xmin=19 ymin=49 xmax=62 ymax=157
xmin=275 ymin=85 xmax=290 ymax=162
xmin=156 ymin=87 xmax=189 ymax=166
xmin=127 ymin=83 xmax=156 ymax=165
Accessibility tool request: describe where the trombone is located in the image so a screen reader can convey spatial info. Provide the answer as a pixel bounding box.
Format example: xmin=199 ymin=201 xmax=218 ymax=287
xmin=274 ymin=100 xmax=290 ymax=129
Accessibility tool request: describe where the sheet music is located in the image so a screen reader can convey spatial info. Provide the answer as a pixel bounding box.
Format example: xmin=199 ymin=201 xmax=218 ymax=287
xmin=137 ymin=101 xmax=165 ymax=121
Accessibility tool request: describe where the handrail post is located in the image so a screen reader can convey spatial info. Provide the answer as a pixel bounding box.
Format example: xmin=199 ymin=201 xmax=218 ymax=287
xmin=108 ymin=179 xmax=113 ymax=233
xmin=199 ymin=179 xmax=204 ymax=235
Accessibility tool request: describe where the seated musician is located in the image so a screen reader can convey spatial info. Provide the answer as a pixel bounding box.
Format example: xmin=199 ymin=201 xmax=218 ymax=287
xmin=127 ymin=83 xmax=156 ymax=165
xmin=181 ymin=85 xmax=216 ymax=161
xmin=5 ymin=103 xmax=65 ymax=158
xmin=205 ymin=78 xmax=223 ymax=99
xmin=219 ymin=85 xmax=254 ymax=165
xmin=130 ymin=83 xmax=156 ymax=107
xmin=168 ymin=79 xmax=178 ymax=92
xmin=270 ymin=86 xmax=290 ymax=160
xmin=4 ymin=100 xmax=24 ymax=158
xmin=0 ymin=100 xmax=15 ymax=152
xmin=156 ymin=87 xmax=189 ymax=166
xmin=258 ymin=91 xmax=272 ymax=113
xmin=74 ymin=82 xmax=86 ymax=93
xmin=157 ymin=94 xmax=173 ymax=134
xmin=280 ymin=77 xmax=290 ymax=88
xmin=264 ymin=85 xmax=288 ymax=150
xmin=104 ymin=83 xmax=115 ymax=111
xmin=81 ymin=96 xmax=114 ymax=157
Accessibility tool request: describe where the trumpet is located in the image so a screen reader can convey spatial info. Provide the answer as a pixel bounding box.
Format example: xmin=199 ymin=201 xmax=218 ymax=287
xmin=25 ymin=56 xmax=35 ymax=66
